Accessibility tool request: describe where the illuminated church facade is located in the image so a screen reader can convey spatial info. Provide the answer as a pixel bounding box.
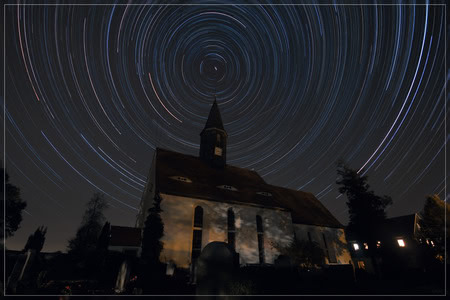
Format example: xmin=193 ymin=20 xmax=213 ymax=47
xmin=135 ymin=100 xmax=351 ymax=269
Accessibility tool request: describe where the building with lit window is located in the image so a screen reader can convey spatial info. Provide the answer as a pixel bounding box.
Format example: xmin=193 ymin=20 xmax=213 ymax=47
xmin=348 ymin=213 xmax=425 ymax=275
xmin=134 ymin=99 xmax=352 ymax=271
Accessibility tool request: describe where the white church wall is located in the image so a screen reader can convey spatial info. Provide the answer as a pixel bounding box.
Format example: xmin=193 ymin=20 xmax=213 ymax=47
xmin=158 ymin=193 xmax=294 ymax=269
xmin=293 ymin=223 xmax=352 ymax=265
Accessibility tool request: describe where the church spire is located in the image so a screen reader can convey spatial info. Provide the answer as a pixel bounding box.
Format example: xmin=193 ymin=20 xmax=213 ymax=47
xmin=199 ymin=96 xmax=227 ymax=168
xmin=202 ymin=96 xmax=225 ymax=132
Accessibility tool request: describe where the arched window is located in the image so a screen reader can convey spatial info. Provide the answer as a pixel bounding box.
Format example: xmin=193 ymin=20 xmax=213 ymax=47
xmin=227 ymin=208 xmax=236 ymax=250
xmin=256 ymin=215 xmax=265 ymax=264
xmin=322 ymin=233 xmax=337 ymax=263
xmin=192 ymin=206 xmax=203 ymax=262
xmin=194 ymin=206 xmax=203 ymax=228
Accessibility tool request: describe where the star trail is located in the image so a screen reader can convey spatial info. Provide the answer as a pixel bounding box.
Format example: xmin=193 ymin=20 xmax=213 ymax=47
xmin=3 ymin=1 xmax=447 ymax=252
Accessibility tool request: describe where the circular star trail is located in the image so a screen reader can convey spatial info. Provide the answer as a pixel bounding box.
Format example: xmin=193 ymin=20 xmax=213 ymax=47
xmin=4 ymin=2 xmax=447 ymax=252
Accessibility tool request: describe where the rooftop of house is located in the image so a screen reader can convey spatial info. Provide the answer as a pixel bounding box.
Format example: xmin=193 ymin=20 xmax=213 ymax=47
xmin=380 ymin=213 xmax=418 ymax=237
xmin=109 ymin=225 xmax=141 ymax=247
xmin=346 ymin=213 xmax=418 ymax=241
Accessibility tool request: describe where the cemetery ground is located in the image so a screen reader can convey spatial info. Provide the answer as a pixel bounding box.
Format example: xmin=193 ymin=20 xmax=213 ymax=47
xmin=4 ymin=249 xmax=446 ymax=295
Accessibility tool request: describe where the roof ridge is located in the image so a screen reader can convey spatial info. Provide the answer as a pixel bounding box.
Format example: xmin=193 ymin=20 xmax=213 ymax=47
xmin=156 ymin=148 xmax=265 ymax=178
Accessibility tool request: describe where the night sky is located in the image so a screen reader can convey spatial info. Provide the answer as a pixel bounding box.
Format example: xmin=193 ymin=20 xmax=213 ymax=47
xmin=4 ymin=2 xmax=447 ymax=253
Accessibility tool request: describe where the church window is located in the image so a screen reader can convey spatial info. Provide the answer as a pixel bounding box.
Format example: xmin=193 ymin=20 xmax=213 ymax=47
xmin=170 ymin=176 xmax=192 ymax=183
xmin=256 ymin=215 xmax=265 ymax=264
xmin=194 ymin=206 xmax=203 ymax=228
xmin=322 ymin=233 xmax=330 ymax=261
xmin=191 ymin=206 xmax=203 ymax=262
xmin=322 ymin=233 xmax=337 ymax=263
xmin=227 ymin=208 xmax=236 ymax=250
xmin=256 ymin=192 xmax=272 ymax=197
xmin=217 ymin=185 xmax=238 ymax=191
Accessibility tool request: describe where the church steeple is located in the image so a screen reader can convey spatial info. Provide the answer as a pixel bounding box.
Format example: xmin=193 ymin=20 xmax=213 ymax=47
xmin=199 ymin=97 xmax=227 ymax=168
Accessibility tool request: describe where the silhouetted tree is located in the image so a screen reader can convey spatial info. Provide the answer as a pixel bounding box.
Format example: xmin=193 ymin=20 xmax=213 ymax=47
xmin=137 ymin=191 xmax=165 ymax=292
xmin=336 ymin=161 xmax=392 ymax=275
xmin=141 ymin=191 xmax=164 ymax=266
xmin=23 ymin=226 xmax=47 ymax=253
xmin=67 ymin=192 xmax=109 ymax=255
xmin=417 ymin=194 xmax=449 ymax=263
xmin=1 ymin=166 xmax=27 ymax=238
xmin=96 ymin=221 xmax=111 ymax=251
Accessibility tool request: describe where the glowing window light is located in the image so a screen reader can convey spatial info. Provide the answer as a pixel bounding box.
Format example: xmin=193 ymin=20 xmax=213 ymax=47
xmin=397 ymin=239 xmax=405 ymax=247
xmin=363 ymin=243 xmax=369 ymax=250
xmin=353 ymin=243 xmax=360 ymax=250
xmin=376 ymin=241 xmax=381 ymax=248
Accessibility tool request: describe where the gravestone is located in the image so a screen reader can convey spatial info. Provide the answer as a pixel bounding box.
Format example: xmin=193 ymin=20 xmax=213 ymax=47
xmin=195 ymin=242 xmax=237 ymax=296
xmin=115 ymin=260 xmax=131 ymax=294
xmin=274 ymin=255 xmax=292 ymax=270
xmin=166 ymin=260 xmax=176 ymax=276
xmin=6 ymin=250 xmax=36 ymax=293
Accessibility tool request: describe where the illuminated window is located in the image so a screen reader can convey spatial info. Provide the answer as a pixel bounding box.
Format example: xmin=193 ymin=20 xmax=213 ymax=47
xmin=256 ymin=215 xmax=265 ymax=263
xmin=353 ymin=243 xmax=360 ymax=251
xmin=430 ymin=240 xmax=435 ymax=247
xmin=376 ymin=241 xmax=381 ymax=248
xmin=357 ymin=261 xmax=365 ymax=269
xmin=214 ymin=146 xmax=222 ymax=156
xmin=363 ymin=243 xmax=369 ymax=250
xmin=397 ymin=239 xmax=405 ymax=247
xmin=227 ymin=208 xmax=236 ymax=250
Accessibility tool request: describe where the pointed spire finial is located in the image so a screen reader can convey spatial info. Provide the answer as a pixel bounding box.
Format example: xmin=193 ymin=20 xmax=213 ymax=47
xmin=203 ymin=95 xmax=224 ymax=131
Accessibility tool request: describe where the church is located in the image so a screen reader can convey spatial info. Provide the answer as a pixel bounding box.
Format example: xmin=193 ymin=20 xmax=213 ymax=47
xmin=129 ymin=99 xmax=352 ymax=270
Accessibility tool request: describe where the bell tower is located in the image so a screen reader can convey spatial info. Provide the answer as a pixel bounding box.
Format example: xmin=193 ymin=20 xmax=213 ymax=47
xmin=199 ymin=97 xmax=227 ymax=168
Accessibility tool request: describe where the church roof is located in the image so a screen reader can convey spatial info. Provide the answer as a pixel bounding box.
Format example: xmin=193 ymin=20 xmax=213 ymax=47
xmin=267 ymin=185 xmax=343 ymax=228
xmin=202 ymin=98 xmax=225 ymax=132
xmin=154 ymin=148 xmax=343 ymax=228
